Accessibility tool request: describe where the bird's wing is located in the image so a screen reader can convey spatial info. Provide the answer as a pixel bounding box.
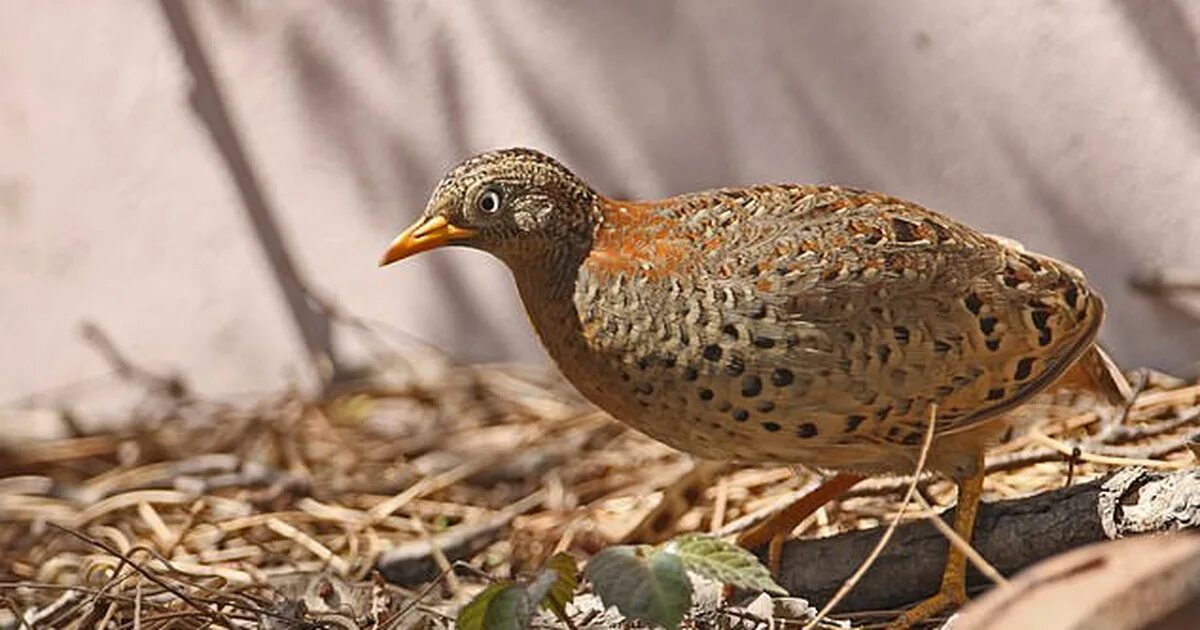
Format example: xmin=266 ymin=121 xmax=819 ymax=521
xmin=699 ymin=186 xmax=1104 ymax=442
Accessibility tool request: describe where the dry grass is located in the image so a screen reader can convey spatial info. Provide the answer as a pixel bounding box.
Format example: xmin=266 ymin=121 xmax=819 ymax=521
xmin=1 ymin=349 xmax=1197 ymax=628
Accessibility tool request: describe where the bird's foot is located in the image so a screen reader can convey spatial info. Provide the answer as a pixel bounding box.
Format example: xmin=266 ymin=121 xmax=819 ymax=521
xmin=736 ymin=513 xmax=793 ymax=577
xmin=736 ymin=473 xmax=864 ymax=581
xmin=887 ymin=585 xmax=966 ymax=629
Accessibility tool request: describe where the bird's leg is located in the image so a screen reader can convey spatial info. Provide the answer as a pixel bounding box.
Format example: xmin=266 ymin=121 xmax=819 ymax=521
xmin=889 ymin=453 xmax=986 ymax=629
xmin=737 ymin=473 xmax=863 ymax=575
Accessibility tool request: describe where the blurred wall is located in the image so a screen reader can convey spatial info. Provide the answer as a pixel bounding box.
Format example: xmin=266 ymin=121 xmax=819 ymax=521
xmin=2 ymin=1 xmax=1199 ymax=409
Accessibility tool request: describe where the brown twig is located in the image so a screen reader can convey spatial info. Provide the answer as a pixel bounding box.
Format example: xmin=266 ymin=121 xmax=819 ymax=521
xmin=46 ymin=523 xmax=233 ymax=627
xmin=79 ymin=321 xmax=188 ymax=400
xmin=377 ymin=564 xmax=453 ymax=628
xmin=911 ymin=493 xmax=1007 ymax=586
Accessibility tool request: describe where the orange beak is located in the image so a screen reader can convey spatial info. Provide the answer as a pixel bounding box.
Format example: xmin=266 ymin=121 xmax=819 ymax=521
xmin=379 ymin=215 xmax=477 ymax=266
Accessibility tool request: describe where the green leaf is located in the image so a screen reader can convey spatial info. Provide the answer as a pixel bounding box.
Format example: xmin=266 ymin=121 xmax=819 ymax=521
xmin=483 ymin=585 xmax=533 ymax=630
xmin=585 ymin=545 xmax=692 ymax=630
xmin=455 ymin=581 xmax=532 ymax=630
xmin=664 ymin=534 xmax=786 ymax=595
xmin=527 ymin=552 xmax=577 ymax=621
xmin=456 ymin=582 xmax=508 ymax=630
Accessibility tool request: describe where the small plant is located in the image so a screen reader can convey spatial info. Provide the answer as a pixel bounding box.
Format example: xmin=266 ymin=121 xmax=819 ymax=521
xmin=456 ymin=553 xmax=577 ymax=630
xmin=457 ymin=534 xmax=785 ymax=630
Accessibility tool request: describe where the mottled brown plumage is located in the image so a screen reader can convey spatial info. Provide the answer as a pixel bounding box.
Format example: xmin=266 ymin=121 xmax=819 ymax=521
xmin=381 ymin=148 xmax=1123 ymax=626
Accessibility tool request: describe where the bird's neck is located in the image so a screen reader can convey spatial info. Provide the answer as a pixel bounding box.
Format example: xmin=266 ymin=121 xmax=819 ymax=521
xmin=505 ymin=242 xmax=589 ymax=320
xmin=506 ymin=240 xmax=647 ymax=424
xmin=503 ymin=239 xmax=603 ymax=371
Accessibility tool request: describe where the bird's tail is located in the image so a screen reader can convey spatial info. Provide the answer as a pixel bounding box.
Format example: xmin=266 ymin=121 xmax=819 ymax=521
xmin=1055 ymin=344 xmax=1133 ymax=406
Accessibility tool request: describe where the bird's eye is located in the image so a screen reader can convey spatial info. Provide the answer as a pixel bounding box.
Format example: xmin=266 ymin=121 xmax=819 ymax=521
xmin=477 ymin=187 xmax=503 ymax=214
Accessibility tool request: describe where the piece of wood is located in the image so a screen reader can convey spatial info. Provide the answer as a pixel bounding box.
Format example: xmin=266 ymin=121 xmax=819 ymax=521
xmin=772 ymin=467 xmax=1200 ymax=612
xmin=952 ymin=534 xmax=1200 ymax=630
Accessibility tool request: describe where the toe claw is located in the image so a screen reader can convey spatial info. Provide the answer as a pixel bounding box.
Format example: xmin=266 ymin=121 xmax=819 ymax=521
xmin=888 ymin=589 xmax=966 ymax=629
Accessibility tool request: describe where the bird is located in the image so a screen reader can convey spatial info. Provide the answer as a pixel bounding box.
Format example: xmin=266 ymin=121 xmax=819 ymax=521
xmin=379 ymin=147 xmax=1127 ymax=627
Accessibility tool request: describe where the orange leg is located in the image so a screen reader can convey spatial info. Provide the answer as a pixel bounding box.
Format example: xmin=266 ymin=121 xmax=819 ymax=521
xmin=737 ymin=473 xmax=863 ymax=574
xmin=889 ymin=454 xmax=986 ymax=628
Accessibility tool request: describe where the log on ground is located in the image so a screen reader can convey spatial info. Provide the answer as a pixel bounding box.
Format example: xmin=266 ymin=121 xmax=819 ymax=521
xmin=772 ymin=467 xmax=1200 ymax=612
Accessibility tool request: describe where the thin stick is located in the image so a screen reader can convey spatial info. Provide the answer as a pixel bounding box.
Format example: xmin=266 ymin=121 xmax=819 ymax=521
xmin=97 ymin=601 xmax=120 ymax=629
xmin=265 ymin=517 xmax=350 ymax=575
xmin=553 ymin=518 xmax=582 ymax=555
xmin=911 ymin=494 xmax=1008 ymax=586
xmin=133 ymin=578 xmax=142 ymax=630
xmin=1 ymin=594 xmax=33 ymax=630
xmin=377 ymin=564 xmax=453 ymax=628
xmin=409 ymin=515 xmax=461 ymax=596
xmin=46 ymin=524 xmax=231 ymax=627
xmin=802 ymin=404 xmax=938 ymax=630
xmin=1029 ymin=429 xmax=1185 ymax=469
xmin=366 ymin=461 xmax=489 ymax=526
xmin=136 ymin=502 xmax=173 ymax=553
xmin=710 ymin=477 xmax=729 ymax=533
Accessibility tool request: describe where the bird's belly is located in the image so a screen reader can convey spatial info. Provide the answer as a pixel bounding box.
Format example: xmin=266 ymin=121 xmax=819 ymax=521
xmin=560 ymin=352 xmax=906 ymax=470
xmin=608 ymin=376 xmax=1007 ymax=479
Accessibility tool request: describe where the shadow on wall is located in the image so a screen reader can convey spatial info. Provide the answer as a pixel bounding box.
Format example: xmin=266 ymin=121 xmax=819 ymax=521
xmin=159 ymin=0 xmax=342 ymax=382
xmin=283 ymin=1 xmax=528 ymax=362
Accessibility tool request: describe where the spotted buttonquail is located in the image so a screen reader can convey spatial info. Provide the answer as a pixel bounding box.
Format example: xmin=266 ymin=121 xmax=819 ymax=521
xmin=380 ymin=148 xmax=1127 ymax=626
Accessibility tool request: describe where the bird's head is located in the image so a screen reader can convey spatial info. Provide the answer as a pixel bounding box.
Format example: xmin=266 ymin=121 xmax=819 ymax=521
xmin=379 ymin=148 xmax=599 ymax=269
